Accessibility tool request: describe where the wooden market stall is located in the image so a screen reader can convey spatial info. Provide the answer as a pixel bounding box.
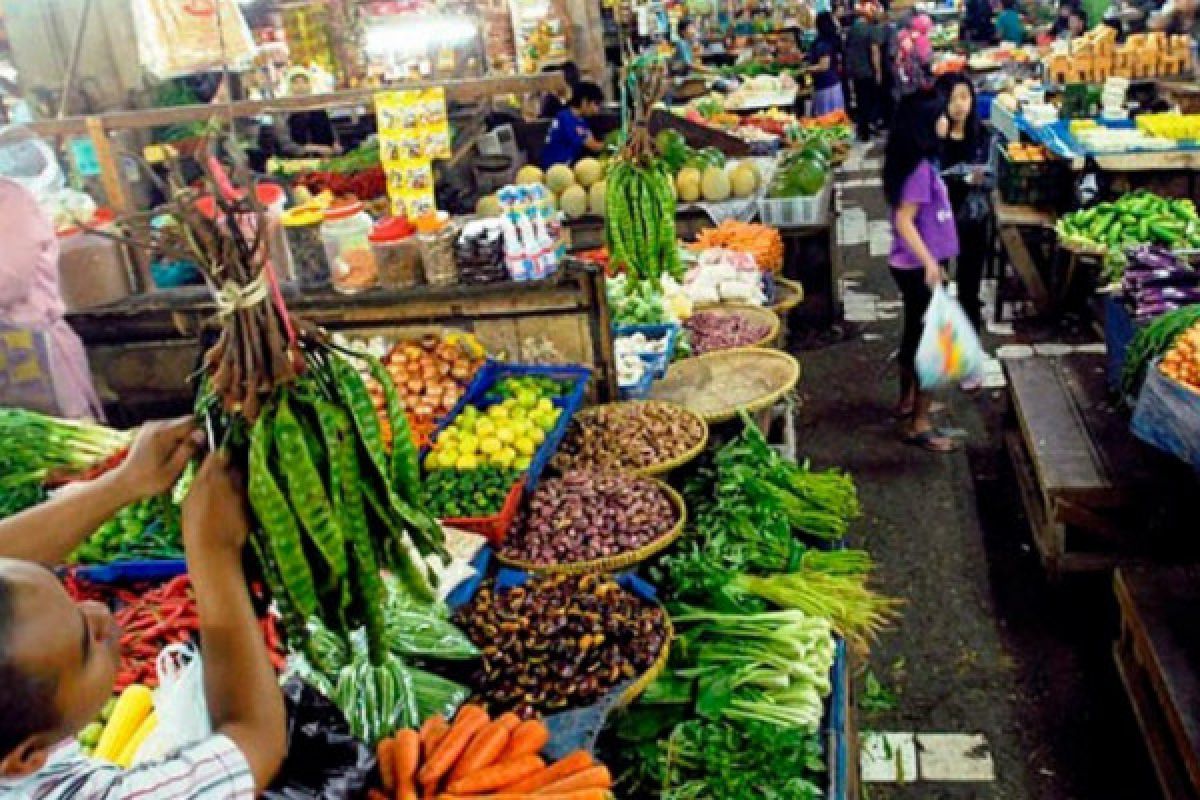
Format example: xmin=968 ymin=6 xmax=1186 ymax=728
xmin=1114 ymin=565 xmax=1200 ymax=800
xmin=1002 ymin=352 xmax=1197 ymax=578
xmin=69 ymin=262 xmax=617 ymax=425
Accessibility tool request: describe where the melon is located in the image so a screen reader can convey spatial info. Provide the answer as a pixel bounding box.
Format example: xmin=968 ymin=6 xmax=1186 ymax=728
xmin=476 ymin=194 xmax=502 ymax=217
xmin=516 ymin=165 xmax=544 ymax=186
xmin=560 ymin=185 xmax=588 ymax=219
xmin=546 ymin=164 xmax=576 ymax=194
xmin=676 ymin=167 xmax=702 ymax=203
xmin=574 ymin=157 xmax=603 ymax=188
xmin=589 ymin=180 xmax=607 ymax=216
xmin=700 ymin=166 xmax=731 ymax=202
xmin=730 ymin=163 xmax=758 ymax=198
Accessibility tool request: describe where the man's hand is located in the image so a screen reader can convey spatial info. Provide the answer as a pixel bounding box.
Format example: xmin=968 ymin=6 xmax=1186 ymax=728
xmin=114 ymin=417 xmax=204 ymax=502
xmin=182 ymin=450 xmax=250 ymax=554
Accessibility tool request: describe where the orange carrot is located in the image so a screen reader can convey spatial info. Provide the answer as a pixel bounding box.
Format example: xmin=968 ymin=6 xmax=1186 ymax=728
xmin=445 ymin=755 xmax=545 ymax=794
xmin=447 ymin=713 xmax=520 ymax=783
xmin=501 ymin=751 xmax=593 ymax=793
xmin=534 ymin=766 xmax=612 ymax=794
xmin=417 ymin=707 xmax=490 ymax=786
xmin=435 ymin=791 xmax=609 ymax=800
xmin=368 ymin=790 xmax=390 ymax=800
xmin=378 ymin=737 xmax=397 ymax=791
xmin=497 ymin=719 xmax=549 ymax=762
xmin=395 ymin=729 xmax=421 ymax=800
xmin=420 ymin=714 xmax=451 ymax=761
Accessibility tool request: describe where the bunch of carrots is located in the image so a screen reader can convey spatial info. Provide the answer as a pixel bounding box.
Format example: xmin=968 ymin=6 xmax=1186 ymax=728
xmin=371 ymin=705 xmax=612 ymax=800
xmin=689 ymin=220 xmax=784 ymax=272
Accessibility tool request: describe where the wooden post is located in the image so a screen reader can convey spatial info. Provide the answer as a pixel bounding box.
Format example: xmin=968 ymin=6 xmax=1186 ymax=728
xmin=85 ymin=116 xmax=129 ymax=214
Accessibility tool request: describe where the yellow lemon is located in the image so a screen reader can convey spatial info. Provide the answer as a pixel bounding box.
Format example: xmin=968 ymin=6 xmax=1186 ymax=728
xmin=488 ymin=404 xmax=509 ymax=420
xmin=517 ymin=388 xmax=539 ymax=410
xmin=474 ymin=417 xmax=496 ymax=437
xmin=515 ymin=437 xmax=536 ymax=456
xmin=529 ymin=427 xmax=546 ymax=445
xmin=514 ymin=454 xmax=533 ymax=471
xmin=438 ymin=449 xmax=459 ymax=469
xmin=496 ymin=426 xmax=516 ymax=444
xmin=536 ymin=397 xmax=555 ymax=413
xmin=457 ymin=433 xmax=479 ymax=454
xmin=494 ymin=446 xmax=517 ymax=467
xmin=456 ymin=453 xmax=479 ymax=470
xmin=480 ymin=437 xmax=502 ymax=455
xmin=455 ymin=415 xmax=475 ymax=434
xmin=424 ymin=452 xmax=440 ymax=469
xmin=509 ymin=405 xmax=527 ymax=420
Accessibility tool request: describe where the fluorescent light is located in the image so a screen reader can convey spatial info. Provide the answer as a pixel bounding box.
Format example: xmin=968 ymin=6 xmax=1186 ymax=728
xmin=364 ymin=16 xmax=478 ymax=55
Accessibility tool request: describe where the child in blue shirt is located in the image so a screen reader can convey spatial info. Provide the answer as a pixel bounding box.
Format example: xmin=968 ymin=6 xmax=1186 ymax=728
xmin=541 ymin=82 xmax=605 ymax=168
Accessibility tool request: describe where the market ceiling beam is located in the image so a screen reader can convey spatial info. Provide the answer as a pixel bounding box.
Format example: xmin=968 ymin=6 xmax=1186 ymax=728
xmin=24 ymin=73 xmax=568 ymax=137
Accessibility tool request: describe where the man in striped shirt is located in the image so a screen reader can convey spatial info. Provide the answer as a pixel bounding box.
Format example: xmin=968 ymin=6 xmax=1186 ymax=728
xmin=0 ymin=420 xmax=286 ymax=798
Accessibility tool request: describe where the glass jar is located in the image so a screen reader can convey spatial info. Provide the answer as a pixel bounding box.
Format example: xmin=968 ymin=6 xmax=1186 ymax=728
xmin=282 ymin=205 xmax=330 ymax=287
xmin=369 ymin=216 xmax=422 ymax=290
xmin=416 ymin=213 xmax=459 ymax=287
xmin=320 ymin=200 xmax=378 ymax=293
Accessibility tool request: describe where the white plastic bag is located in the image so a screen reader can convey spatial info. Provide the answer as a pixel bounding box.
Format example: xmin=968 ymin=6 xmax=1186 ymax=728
xmin=132 ymin=0 xmax=256 ymax=80
xmin=135 ymin=644 xmax=212 ymax=764
xmin=915 ymin=285 xmax=984 ymax=389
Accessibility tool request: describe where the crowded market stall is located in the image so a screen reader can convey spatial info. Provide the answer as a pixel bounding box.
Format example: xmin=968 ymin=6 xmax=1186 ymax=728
xmin=0 ymin=1 xmax=878 ymax=795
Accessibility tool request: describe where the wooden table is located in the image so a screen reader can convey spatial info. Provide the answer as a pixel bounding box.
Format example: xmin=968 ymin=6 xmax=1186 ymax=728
xmin=1003 ymin=353 xmax=1198 ymax=577
xmin=991 ymin=192 xmax=1054 ymax=315
xmin=1115 ymin=566 xmax=1200 ymax=800
xmin=68 ymin=263 xmax=617 ymax=424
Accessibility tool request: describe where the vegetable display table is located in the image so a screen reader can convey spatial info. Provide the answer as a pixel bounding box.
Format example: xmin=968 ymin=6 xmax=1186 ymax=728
xmin=1114 ymin=566 xmax=1200 ymax=800
xmin=990 ymin=191 xmax=1055 ymax=315
xmin=67 ymin=263 xmax=617 ymax=425
xmin=1002 ymin=353 xmax=1198 ymax=577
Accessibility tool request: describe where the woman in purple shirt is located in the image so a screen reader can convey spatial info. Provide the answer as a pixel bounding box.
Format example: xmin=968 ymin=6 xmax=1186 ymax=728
xmin=882 ymin=91 xmax=959 ymax=453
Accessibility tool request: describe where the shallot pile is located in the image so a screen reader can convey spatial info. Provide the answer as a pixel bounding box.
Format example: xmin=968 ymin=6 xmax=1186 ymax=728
xmin=502 ymin=471 xmax=677 ymax=565
xmin=684 ymin=310 xmax=773 ymax=354
xmin=552 ymin=401 xmax=706 ymax=473
xmin=454 ymin=574 xmax=667 ymax=715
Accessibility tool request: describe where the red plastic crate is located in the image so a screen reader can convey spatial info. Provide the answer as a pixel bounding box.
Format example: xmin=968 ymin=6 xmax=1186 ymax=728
xmin=440 ymin=477 xmax=525 ymax=546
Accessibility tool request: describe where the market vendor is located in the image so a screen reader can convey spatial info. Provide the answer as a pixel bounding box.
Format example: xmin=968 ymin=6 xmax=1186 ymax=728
xmin=995 ymin=0 xmax=1028 ymax=43
xmin=0 ymin=165 xmax=102 ymax=420
xmin=0 ymin=436 xmax=287 ymax=797
xmin=808 ymin=12 xmax=847 ymax=115
xmin=673 ymin=18 xmax=716 ymax=74
xmin=276 ymin=67 xmax=341 ymax=158
xmin=539 ymin=62 xmax=582 ymax=119
xmin=541 ymin=82 xmax=605 ymax=168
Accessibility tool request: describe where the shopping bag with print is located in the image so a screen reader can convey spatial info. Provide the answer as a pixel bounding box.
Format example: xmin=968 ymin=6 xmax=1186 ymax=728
xmin=915 ymin=285 xmax=984 ymax=388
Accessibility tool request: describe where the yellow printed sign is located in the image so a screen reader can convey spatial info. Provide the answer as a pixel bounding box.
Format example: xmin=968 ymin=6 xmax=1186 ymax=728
xmin=376 ymin=89 xmax=451 ymax=216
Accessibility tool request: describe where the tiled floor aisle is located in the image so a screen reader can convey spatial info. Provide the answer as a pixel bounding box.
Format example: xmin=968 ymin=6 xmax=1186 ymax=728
xmin=792 ymin=141 xmax=1160 ymax=799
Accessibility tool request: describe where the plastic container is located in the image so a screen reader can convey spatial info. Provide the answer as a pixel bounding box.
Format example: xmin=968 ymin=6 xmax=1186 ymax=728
xmin=441 ymin=478 xmax=525 ymax=546
xmin=321 ymin=199 xmax=378 ymax=293
xmin=56 ymin=209 xmax=133 ymax=310
xmin=432 ymin=361 xmax=591 ymax=491
xmin=369 ymin=216 xmax=422 ymax=289
xmin=69 ymin=559 xmax=188 ymax=585
xmin=282 ymin=205 xmax=331 ymax=287
xmin=420 ymin=217 xmax=460 ymax=289
xmin=757 ymin=181 xmax=831 ymax=227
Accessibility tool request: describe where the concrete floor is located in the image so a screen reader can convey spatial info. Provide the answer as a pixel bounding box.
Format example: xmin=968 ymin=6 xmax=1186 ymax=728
xmin=791 ymin=143 xmax=1161 ymax=800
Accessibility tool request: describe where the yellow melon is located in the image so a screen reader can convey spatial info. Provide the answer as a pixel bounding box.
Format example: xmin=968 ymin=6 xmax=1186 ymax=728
xmin=589 ymin=180 xmax=607 ymax=216
xmin=546 ymin=164 xmax=576 ymax=194
xmin=701 ymin=166 xmax=731 ymax=202
xmin=676 ymin=167 xmax=702 ymax=203
xmin=516 ymin=165 xmax=544 ymax=186
xmin=574 ymin=158 xmax=604 ymax=188
xmin=560 ymin=185 xmax=588 ymax=219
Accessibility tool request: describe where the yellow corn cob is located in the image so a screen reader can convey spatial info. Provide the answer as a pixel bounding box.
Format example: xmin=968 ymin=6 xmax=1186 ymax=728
xmin=115 ymin=712 xmax=158 ymax=768
xmin=93 ymin=685 xmax=154 ymax=762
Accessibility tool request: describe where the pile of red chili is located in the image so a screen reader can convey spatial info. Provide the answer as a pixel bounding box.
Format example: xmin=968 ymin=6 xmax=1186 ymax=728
xmin=63 ymin=572 xmax=286 ymax=691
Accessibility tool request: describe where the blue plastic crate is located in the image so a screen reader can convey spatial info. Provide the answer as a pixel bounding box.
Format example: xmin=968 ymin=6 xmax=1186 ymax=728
xmin=613 ymin=323 xmax=680 ymax=380
xmin=824 ymin=639 xmax=850 ymax=800
xmin=444 ymin=547 xmax=492 ymax=611
xmin=70 ymin=559 xmax=188 ymax=584
xmin=619 ymin=368 xmax=656 ymax=400
xmin=429 ymin=360 xmax=591 ymax=491
xmin=1104 ymin=295 xmax=1139 ymax=394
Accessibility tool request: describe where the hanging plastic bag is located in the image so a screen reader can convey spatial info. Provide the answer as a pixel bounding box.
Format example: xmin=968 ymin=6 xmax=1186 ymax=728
xmin=915 ymin=285 xmax=984 ymax=389
xmin=262 ymin=678 xmax=377 ymax=800
xmin=131 ymin=0 xmax=257 ymax=80
xmin=135 ymin=644 xmax=211 ymax=765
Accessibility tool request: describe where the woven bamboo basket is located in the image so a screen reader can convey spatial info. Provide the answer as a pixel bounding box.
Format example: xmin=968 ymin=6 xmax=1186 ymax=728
xmin=687 ymin=304 xmax=782 ymax=352
xmin=495 ymin=479 xmax=687 ymax=575
xmin=769 ymin=277 xmax=805 ymax=315
xmin=648 ymin=347 xmax=801 ymax=423
xmin=551 ymin=401 xmax=709 ymax=477
xmin=619 ymin=611 xmax=674 ymax=707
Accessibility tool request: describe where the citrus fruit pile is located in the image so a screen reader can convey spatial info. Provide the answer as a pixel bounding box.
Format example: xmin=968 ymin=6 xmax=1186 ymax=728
xmin=425 ymin=390 xmax=562 ymax=472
